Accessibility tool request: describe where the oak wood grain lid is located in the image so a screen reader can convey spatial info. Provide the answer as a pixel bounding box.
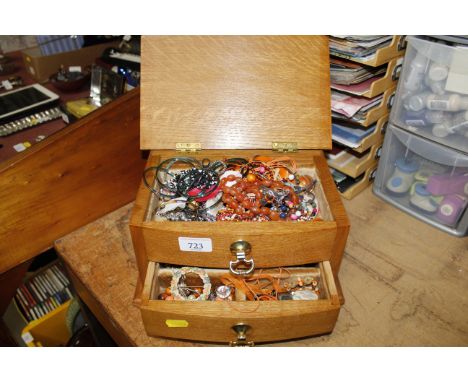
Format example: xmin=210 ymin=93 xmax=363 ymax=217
xmin=140 ymin=36 xmax=331 ymax=150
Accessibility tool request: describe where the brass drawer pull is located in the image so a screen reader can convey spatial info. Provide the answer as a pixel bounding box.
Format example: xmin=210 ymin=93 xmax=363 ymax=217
xmin=229 ymin=241 xmax=255 ymax=275
xmin=230 ymin=323 xmax=254 ymax=346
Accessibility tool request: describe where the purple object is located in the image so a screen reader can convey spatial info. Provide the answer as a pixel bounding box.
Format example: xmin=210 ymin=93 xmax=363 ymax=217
xmin=436 ymin=194 xmax=467 ymax=225
xmin=426 ymin=173 xmax=468 ymax=196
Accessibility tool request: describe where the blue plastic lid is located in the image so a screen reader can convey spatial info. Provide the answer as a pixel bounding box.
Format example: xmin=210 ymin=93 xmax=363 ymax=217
xmin=395 ymin=158 xmax=419 ymax=173
xmin=391 ymin=177 xmax=403 ymax=188
xmin=415 ymin=183 xmax=431 ymax=196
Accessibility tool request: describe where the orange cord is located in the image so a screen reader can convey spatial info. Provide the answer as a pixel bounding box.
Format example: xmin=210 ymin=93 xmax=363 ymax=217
xmin=210 ymin=267 xmax=310 ymax=312
xmin=220 ymin=268 xmax=292 ymax=302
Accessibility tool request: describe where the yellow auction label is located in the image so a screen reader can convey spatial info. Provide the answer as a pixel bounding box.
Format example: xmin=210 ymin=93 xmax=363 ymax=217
xmin=165 ymin=319 xmax=189 ymax=328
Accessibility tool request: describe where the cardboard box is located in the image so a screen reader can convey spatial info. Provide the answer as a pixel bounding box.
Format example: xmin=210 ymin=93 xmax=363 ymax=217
xmin=22 ymin=41 xmax=119 ymax=83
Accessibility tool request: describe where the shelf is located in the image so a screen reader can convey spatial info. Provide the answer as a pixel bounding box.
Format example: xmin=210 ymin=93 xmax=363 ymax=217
xmin=327 ymin=141 xmax=383 ymax=178
xmin=334 ymin=86 xmax=396 ymax=128
xmin=351 ymin=114 xmax=387 ymax=153
xmin=331 ymin=35 xmax=407 ymax=67
xmin=331 ymin=56 xmax=404 ymax=99
xmin=360 ymin=86 xmax=396 ymax=127
xmin=333 ymin=114 xmax=388 ymax=154
xmin=340 ymin=164 xmax=379 ymax=200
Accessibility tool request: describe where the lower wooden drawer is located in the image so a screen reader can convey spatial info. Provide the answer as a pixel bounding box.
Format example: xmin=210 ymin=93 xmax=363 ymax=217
xmin=136 ymin=261 xmax=341 ymax=344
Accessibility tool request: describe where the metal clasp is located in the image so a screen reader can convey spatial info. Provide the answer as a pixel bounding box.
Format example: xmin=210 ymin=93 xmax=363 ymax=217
xmin=229 ymin=323 xmax=254 ymax=346
xmin=229 ymin=241 xmax=255 ymax=276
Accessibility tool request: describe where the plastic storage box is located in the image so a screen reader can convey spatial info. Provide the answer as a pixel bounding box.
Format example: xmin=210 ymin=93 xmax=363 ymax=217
xmin=391 ymin=36 xmax=468 ymax=154
xmin=374 ymin=123 xmax=468 ymax=236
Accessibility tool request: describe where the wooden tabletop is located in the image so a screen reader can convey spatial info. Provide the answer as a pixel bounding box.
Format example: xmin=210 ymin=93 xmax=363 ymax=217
xmin=54 ymin=186 xmax=468 ymax=346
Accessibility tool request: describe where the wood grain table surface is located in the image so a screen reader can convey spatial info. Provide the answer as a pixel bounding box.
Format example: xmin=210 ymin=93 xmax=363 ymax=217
xmin=54 ymin=186 xmax=468 ymax=346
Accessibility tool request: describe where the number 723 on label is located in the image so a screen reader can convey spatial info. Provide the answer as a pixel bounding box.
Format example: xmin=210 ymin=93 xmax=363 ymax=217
xmin=178 ymin=237 xmax=213 ymax=252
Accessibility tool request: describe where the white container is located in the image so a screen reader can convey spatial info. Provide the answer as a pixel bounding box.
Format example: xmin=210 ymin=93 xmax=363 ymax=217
xmin=374 ymin=124 xmax=468 ymax=236
xmin=391 ymin=36 xmax=468 ymax=154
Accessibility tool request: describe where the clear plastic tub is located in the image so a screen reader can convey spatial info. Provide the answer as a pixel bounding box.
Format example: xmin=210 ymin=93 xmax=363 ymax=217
xmin=391 ymin=36 xmax=468 ymax=154
xmin=373 ymin=124 xmax=468 ymax=236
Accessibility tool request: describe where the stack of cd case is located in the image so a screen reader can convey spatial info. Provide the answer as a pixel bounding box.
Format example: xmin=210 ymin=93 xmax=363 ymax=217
xmin=13 ymin=263 xmax=73 ymax=322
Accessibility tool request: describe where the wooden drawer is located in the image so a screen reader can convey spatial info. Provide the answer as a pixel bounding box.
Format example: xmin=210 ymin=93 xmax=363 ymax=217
xmin=137 ymin=261 xmax=341 ymax=344
xmin=130 ymin=150 xmax=350 ymax=277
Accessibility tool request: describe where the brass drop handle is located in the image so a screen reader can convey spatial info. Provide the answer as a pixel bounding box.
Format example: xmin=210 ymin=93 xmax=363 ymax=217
xmin=229 ymin=323 xmax=254 ymax=346
xmin=229 ymin=241 xmax=255 ymax=275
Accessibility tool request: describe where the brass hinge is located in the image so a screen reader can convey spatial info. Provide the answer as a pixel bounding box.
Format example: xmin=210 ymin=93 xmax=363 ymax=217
xmin=272 ymin=142 xmax=298 ymax=152
xmin=176 ymin=143 xmax=202 ymax=152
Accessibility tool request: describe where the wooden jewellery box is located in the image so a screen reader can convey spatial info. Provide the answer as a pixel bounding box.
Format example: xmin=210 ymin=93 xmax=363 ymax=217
xmin=130 ymin=36 xmax=350 ymax=345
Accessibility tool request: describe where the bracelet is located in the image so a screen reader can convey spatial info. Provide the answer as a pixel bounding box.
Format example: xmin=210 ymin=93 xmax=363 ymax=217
xmin=143 ymin=156 xmax=200 ymax=197
xmin=146 ymin=154 xmax=320 ymax=222
xmin=170 ymin=267 xmax=211 ymax=301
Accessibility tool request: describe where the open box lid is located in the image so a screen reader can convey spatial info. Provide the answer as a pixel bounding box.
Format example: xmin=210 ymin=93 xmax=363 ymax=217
xmin=140 ymin=36 xmax=331 ymax=151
